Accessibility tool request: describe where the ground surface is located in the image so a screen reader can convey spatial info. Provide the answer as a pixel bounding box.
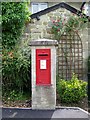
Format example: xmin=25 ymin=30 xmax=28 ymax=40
xmin=2 ymin=107 xmax=89 ymax=119
xmin=2 ymin=97 xmax=88 ymax=111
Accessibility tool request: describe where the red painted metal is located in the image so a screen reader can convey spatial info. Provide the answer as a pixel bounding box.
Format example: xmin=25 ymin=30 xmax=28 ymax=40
xmin=36 ymin=49 xmax=51 ymax=85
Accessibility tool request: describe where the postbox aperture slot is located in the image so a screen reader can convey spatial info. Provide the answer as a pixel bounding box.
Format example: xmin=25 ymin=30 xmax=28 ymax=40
xmin=38 ymin=54 xmax=48 ymax=56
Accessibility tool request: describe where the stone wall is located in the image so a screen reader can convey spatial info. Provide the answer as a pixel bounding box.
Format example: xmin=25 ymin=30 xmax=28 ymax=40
xmin=88 ymin=23 xmax=90 ymax=81
xmin=24 ymin=2 xmax=89 ymax=80
xmin=30 ymin=8 xmax=71 ymax=40
xmin=78 ymin=28 xmax=88 ymax=80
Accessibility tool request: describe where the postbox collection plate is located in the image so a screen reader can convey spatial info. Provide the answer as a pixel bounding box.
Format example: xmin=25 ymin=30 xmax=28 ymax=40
xmin=36 ymin=49 xmax=51 ymax=85
xmin=40 ymin=60 xmax=46 ymax=69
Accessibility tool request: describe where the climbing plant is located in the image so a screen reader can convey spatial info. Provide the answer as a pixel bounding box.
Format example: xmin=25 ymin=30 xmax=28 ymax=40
xmin=51 ymin=13 xmax=88 ymax=80
xmin=51 ymin=13 xmax=88 ymax=40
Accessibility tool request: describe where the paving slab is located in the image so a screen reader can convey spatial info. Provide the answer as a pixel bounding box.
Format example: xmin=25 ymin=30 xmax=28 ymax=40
xmin=1 ymin=107 xmax=89 ymax=119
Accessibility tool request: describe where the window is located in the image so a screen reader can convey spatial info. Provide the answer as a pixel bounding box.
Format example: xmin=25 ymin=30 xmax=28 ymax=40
xmin=83 ymin=4 xmax=90 ymax=16
xmin=31 ymin=3 xmax=48 ymax=14
xmin=88 ymin=4 xmax=90 ymax=16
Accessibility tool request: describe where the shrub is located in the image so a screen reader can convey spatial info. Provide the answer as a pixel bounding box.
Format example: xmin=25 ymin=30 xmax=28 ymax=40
xmin=2 ymin=40 xmax=31 ymax=94
xmin=2 ymin=2 xmax=30 ymax=49
xmin=3 ymin=89 xmax=30 ymax=101
xmin=2 ymin=2 xmax=31 ymax=97
xmin=57 ymin=73 xmax=87 ymax=103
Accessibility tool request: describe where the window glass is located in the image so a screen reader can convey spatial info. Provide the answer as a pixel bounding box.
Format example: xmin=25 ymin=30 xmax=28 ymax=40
xmin=32 ymin=3 xmax=39 ymax=13
xmin=31 ymin=3 xmax=47 ymax=13
xmin=40 ymin=3 xmax=47 ymax=11
xmin=84 ymin=4 xmax=90 ymax=16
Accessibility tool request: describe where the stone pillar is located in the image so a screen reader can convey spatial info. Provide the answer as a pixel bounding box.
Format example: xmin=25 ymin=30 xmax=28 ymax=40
xmin=30 ymin=39 xmax=58 ymax=109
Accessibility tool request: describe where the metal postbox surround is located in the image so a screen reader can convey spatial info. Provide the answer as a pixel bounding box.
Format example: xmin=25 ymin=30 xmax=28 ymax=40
xmin=36 ymin=49 xmax=51 ymax=85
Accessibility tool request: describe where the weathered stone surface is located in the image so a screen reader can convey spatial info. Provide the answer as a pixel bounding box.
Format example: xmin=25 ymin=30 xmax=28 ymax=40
xmin=83 ymin=51 xmax=88 ymax=59
xmin=46 ymin=27 xmax=52 ymax=34
xmin=31 ymin=41 xmax=57 ymax=109
xmin=48 ymin=21 xmax=53 ymax=27
xmin=43 ymin=22 xmax=48 ymax=25
xmin=31 ymin=28 xmax=41 ymax=33
xmin=88 ymin=28 xmax=90 ymax=35
xmin=40 ymin=15 xmax=49 ymax=22
xmin=30 ymin=24 xmax=37 ymax=28
xmin=88 ymin=22 xmax=90 ymax=28
xmin=30 ymin=39 xmax=58 ymax=46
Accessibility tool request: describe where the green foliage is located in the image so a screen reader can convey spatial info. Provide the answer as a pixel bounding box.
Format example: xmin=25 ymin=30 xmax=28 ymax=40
xmin=2 ymin=40 xmax=31 ymax=93
xmin=9 ymin=90 xmax=22 ymax=101
xmin=2 ymin=45 xmax=30 ymax=87
xmin=2 ymin=2 xmax=31 ymax=98
xmin=51 ymin=18 xmax=66 ymax=40
xmin=57 ymin=73 xmax=87 ymax=103
xmin=2 ymin=2 xmax=30 ymax=49
xmin=65 ymin=14 xmax=88 ymax=33
xmin=3 ymin=90 xmax=30 ymax=101
xmin=51 ymin=14 xmax=88 ymax=40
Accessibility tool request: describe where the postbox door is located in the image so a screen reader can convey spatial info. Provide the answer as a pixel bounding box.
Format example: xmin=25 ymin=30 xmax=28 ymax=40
xmin=36 ymin=49 xmax=51 ymax=85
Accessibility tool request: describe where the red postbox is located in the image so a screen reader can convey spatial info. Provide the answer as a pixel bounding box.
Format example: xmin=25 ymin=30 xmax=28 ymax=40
xmin=36 ymin=49 xmax=51 ymax=85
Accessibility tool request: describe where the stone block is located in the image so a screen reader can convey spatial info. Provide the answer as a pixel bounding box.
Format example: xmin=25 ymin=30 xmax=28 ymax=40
xmin=83 ymin=51 xmax=88 ymax=59
xmin=43 ymin=33 xmax=54 ymax=39
xmin=29 ymin=24 xmax=36 ymax=29
xmin=88 ymin=28 xmax=90 ymax=35
xmin=43 ymin=22 xmax=48 ymax=25
xmin=83 ymin=42 xmax=88 ymax=50
xmin=58 ymin=8 xmax=66 ymax=12
xmin=82 ymin=29 xmax=88 ymax=35
xmin=48 ymin=21 xmax=53 ymax=27
xmin=46 ymin=27 xmax=52 ymax=34
xmin=88 ymin=51 xmax=90 ymax=56
xmin=81 ymin=35 xmax=88 ymax=43
xmin=48 ymin=12 xmax=54 ymax=17
xmin=31 ymin=28 xmax=41 ymax=33
xmin=31 ymin=33 xmax=41 ymax=40
xmin=88 ymin=22 xmax=90 ymax=28
xmin=34 ymin=21 xmax=42 ymax=25
xmin=40 ymin=15 xmax=49 ymax=22
xmin=54 ymin=12 xmax=61 ymax=17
